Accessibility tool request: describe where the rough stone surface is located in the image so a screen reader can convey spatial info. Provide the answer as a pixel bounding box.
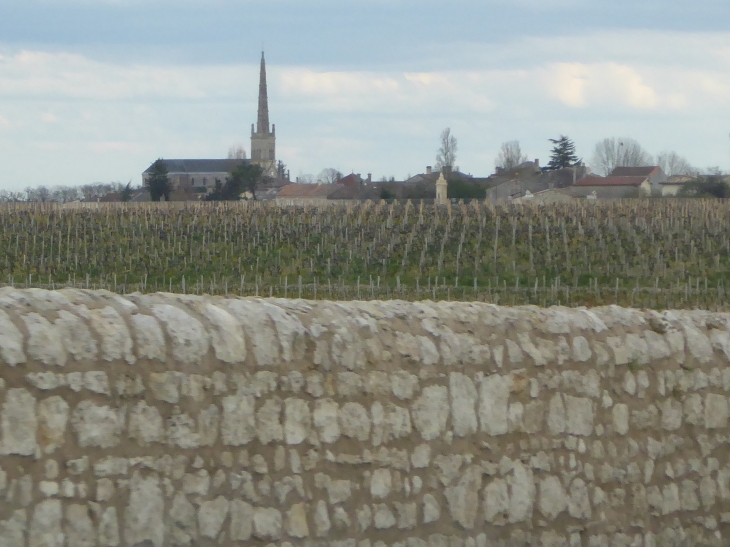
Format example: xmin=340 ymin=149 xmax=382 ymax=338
xmin=0 ymin=291 xmax=729 ymax=547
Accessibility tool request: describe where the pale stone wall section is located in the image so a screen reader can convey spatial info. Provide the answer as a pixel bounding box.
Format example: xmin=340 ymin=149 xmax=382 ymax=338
xmin=1 ymin=288 xmax=730 ymax=545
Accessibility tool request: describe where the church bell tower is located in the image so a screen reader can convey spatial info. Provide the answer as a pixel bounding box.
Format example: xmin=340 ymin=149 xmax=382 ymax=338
xmin=251 ymin=52 xmax=277 ymax=177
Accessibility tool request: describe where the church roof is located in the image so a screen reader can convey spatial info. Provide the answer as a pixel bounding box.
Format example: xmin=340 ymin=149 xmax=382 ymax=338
xmin=143 ymin=159 xmax=248 ymax=174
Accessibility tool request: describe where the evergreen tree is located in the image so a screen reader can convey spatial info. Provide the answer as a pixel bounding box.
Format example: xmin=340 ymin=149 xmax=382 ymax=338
xmin=120 ymin=182 xmax=133 ymax=202
xmin=146 ymin=159 xmax=171 ymax=201
xmin=547 ymin=135 xmax=580 ymax=170
xmin=206 ymin=163 xmax=265 ymax=201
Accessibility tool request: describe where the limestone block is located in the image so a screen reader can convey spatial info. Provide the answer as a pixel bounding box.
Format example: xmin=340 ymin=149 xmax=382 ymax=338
xmin=261 ymin=302 xmax=307 ymax=363
xmin=412 ymin=385 xmax=449 ymax=440
xmin=337 ymin=372 xmax=363 ymax=397
xmin=326 ymin=479 xmax=352 ymax=504
xmin=450 ymin=372 xmax=478 ymax=437
xmin=568 ymin=478 xmax=591 ymax=519
xmin=285 ymin=502 xmax=309 ymax=538
xmin=662 ymin=483 xmax=680 ymax=515
xmin=478 ymin=374 xmax=510 ymax=436
xmin=130 ymin=313 xmax=166 ymax=361
xmin=65 ymin=504 xmax=95 ymax=547
xmin=2 ymin=509 xmax=25 ymax=547
xmin=631 ymin=405 xmax=659 ymax=430
xmin=127 ymin=401 xmax=163 ymax=446
xmin=229 ymin=499 xmax=254 ymax=541
xmin=371 ymin=468 xmax=392 ymax=499
xmin=423 ymin=493 xmax=440 ymax=524
xmin=679 ymin=480 xmax=699 ymax=511
xmin=97 ymin=507 xmax=120 ymax=547
xmin=660 ymin=399 xmax=683 ymax=431
xmin=222 ymin=393 xmax=256 ymax=446
xmin=445 ymin=465 xmax=482 ymax=529
xmin=395 ymin=501 xmax=417 ymax=529
xmin=84 ymin=371 xmax=110 ymax=395
xmin=547 ymin=393 xmax=566 ymax=435
xmin=684 ymin=394 xmax=703 ymax=425
xmin=93 ymin=456 xmax=128 ymax=477
xmin=38 ymin=395 xmax=68 ymax=454
xmin=30 ymin=499 xmax=62 ymax=547
xmin=539 ymin=476 xmax=568 ymax=520
xmin=411 ymin=444 xmax=431 ymax=468
xmin=116 ymin=374 xmax=145 ymax=398
xmin=392 ymin=371 xmax=419 ymax=400
xmin=89 ymin=306 xmax=135 ymax=364
xmin=182 ymin=470 xmax=210 ymax=496
xmin=254 ymin=397 xmax=283 ymax=445
xmin=1 ymin=388 xmax=38 ymax=456
xmin=683 ymin=325 xmax=713 ymax=364
xmin=166 ymin=410 xmax=200 ymax=449
xmin=484 ymin=478 xmax=509 ymax=524
xmin=284 ymin=398 xmax=311 ymax=445
xmin=71 ymin=401 xmax=124 ymax=448
xmin=151 ymin=303 xmax=209 ymax=364
xmin=339 ymin=402 xmax=371 ymax=441
xmin=0 ymin=309 xmax=26 ymax=365
xmin=314 ymin=500 xmax=331 ymax=537
xmin=572 ymin=336 xmax=592 ymax=362
xmin=201 ymin=303 xmax=246 ymax=363
xmin=505 ymin=339 xmax=524 ymax=364
xmin=23 ymin=312 xmax=66 ymax=367
xmin=55 ymin=310 xmax=97 ymax=362
xmin=223 ymin=300 xmax=280 ymax=366
xmin=509 ymin=461 xmax=535 ymax=523
xmin=198 ymin=496 xmax=229 ymax=539
xmin=705 ymin=394 xmax=729 ymax=429
xmin=124 ymin=472 xmax=164 ymax=547
xmin=313 ymin=399 xmax=340 ymax=444
xmin=373 ymin=504 xmax=396 ymax=529
xmin=565 ymin=396 xmax=593 ymax=436
xmin=355 ymin=505 xmax=373 ymax=533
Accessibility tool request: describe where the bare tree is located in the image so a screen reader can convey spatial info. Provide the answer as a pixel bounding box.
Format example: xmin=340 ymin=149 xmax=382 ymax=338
xmin=591 ymin=137 xmax=653 ymax=176
xmin=317 ymin=168 xmax=343 ymax=184
xmin=656 ymin=151 xmax=698 ymax=177
xmin=227 ymin=145 xmax=247 ymax=160
xmin=435 ymin=128 xmax=457 ymax=170
xmin=297 ymin=172 xmax=314 ymax=184
xmin=495 ymin=140 xmax=528 ymax=171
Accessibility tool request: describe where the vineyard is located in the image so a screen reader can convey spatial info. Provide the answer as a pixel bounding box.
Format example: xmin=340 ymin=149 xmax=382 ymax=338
xmin=1 ymin=199 xmax=730 ymax=309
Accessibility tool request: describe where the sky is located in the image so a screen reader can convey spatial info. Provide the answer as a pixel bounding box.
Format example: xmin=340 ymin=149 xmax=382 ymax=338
xmin=1 ymin=0 xmax=729 ymax=191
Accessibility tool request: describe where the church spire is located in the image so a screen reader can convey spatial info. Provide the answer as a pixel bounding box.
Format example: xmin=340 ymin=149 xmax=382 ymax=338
xmin=256 ymin=51 xmax=270 ymax=134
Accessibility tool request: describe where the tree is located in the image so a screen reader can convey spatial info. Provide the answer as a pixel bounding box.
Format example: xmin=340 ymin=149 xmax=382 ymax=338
xmin=227 ymin=145 xmax=247 ymax=160
xmin=591 ymin=137 xmax=653 ymax=176
xmin=146 ymin=159 xmax=171 ymax=202
xmin=495 ymin=140 xmax=528 ymax=171
xmin=435 ymin=127 xmax=457 ymax=170
xmin=277 ymin=160 xmax=288 ymax=180
xmin=317 ymin=168 xmax=343 ymax=184
xmin=677 ymin=175 xmax=730 ymax=198
xmin=656 ymin=151 xmax=697 ymax=177
xmin=208 ymin=162 xmax=265 ymax=201
xmin=547 ymin=135 xmax=580 ymax=170
xmin=120 ymin=182 xmax=133 ymax=202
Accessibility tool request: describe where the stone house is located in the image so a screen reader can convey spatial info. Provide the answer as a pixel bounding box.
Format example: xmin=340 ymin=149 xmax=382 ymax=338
xmin=609 ymin=166 xmax=667 ymax=194
xmin=572 ymin=175 xmax=652 ymax=198
xmin=275 ymin=183 xmax=344 ymax=206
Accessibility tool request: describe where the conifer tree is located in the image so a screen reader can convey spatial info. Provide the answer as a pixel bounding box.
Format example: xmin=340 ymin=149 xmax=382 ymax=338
xmin=547 ymin=135 xmax=580 ymax=170
xmin=146 ymin=159 xmax=171 ymax=201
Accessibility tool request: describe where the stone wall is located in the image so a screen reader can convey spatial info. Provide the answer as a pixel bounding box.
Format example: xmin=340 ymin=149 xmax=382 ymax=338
xmin=1 ymin=289 xmax=730 ymax=546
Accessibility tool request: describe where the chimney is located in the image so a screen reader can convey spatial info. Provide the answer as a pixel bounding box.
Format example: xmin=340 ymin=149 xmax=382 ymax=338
xmin=426 ymin=166 xmax=432 ymax=175
xmin=534 ymin=159 xmax=539 ymax=167
xmin=367 ymin=173 xmax=372 ymax=183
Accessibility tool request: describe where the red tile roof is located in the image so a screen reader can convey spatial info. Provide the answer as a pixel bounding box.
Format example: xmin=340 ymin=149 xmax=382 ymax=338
xmin=276 ymin=183 xmax=343 ymax=198
xmin=575 ymin=176 xmax=648 ymax=187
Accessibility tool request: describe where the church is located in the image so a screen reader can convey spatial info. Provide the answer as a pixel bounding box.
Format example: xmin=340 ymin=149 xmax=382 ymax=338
xmin=142 ymin=52 xmax=282 ymax=192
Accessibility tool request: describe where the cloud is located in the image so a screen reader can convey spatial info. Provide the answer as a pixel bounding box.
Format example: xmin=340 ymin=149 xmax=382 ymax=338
xmin=0 ymin=115 xmax=9 ymax=128
xmin=41 ymin=113 xmax=57 ymax=122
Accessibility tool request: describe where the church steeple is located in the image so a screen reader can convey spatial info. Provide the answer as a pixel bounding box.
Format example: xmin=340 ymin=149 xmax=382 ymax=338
xmin=256 ymin=52 xmax=270 ymax=135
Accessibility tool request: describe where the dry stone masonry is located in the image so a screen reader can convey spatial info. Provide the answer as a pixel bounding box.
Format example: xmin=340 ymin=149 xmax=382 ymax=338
xmin=1 ymin=289 xmax=730 ymax=546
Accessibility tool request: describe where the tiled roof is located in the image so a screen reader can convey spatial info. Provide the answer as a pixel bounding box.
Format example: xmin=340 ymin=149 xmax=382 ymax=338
xmin=143 ymin=159 xmax=248 ymax=174
xmin=575 ymin=176 xmax=648 ymax=187
xmin=276 ymin=183 xmax=343 ymax=198
xmin=609 ymin=166 xmax=660 ymax=177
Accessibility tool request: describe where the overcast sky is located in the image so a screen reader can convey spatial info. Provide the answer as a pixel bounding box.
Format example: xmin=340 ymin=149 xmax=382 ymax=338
xmin=1 ymin=0 xmax=729 ymax=190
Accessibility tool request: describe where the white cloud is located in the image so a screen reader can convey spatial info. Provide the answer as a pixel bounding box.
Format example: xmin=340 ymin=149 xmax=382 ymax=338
xmin=1 ymin=28 xmax=730 ymax=190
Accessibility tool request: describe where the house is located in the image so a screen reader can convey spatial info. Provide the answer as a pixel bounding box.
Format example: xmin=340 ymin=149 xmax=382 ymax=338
xmin=275 ymin=183 xmax=344 ymax=206
xmin=486 ymin=162 xmax=588 ymax=202
xmin=609 ymin=166 xmax=666 ymax=194
xmin=660 ymin=175 xmax=695 ymax=197
xmin=573 ymin=175 xmax=652 ymax=198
